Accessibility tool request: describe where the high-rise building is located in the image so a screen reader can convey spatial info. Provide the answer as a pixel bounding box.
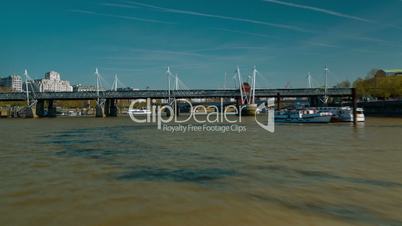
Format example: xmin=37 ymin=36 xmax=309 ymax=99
xmin=45 ymin=71 xmax=61 ymax=81
xmin=31 ymin=71 xmax=73 ymax=92
xmin=0 ymin=75 xmax=23 ymax=92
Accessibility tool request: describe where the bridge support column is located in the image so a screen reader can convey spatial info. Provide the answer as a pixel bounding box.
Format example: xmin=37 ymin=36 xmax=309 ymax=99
xmin=47 ymin=100 xmax=57 ymax=118
xmin=96 ymin=103 xmax=106 ymax=118
xmin=174 ymin=101 xmax=180 ymax=117
xmin=309 ymin=96 xmax=319 ymax=107
xmin=235 ymin=97 xmax=241 ymax=114
xmin=276 ymin=93 xmax=281 ymax=110
xmin=105 ymin=99 xmax=110 ymax=116
xmin=36 ymin=100 xmax=46 ymax=117
xmin=165 ymin=107 xmax=171 ymax=117
xmin=107 ymin=99 xmax=118 ymax=117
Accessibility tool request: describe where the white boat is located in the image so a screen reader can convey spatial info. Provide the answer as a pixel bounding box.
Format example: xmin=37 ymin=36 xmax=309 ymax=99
xmin=275 ymin=109 xmax=332 ymax=123
xmin=128 ymin=109 xmax=151 ymax=115
xmin=356 ymin=108 xmax=365 ymax=122
xmin=67 ymin=110 xmax=79 ymax=117
xmin=318 ymin=107 xmax=365 ymax=122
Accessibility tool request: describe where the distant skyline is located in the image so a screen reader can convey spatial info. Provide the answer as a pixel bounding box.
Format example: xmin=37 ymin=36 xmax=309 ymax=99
xmin=1 ymin=0 xmax=402 ymax=89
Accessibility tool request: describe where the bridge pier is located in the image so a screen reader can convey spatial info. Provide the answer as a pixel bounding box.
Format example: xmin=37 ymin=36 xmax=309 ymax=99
xmin=47 ymin=100 xmax=57 ymax=117
xmin=165 ymin=99 xmax=179 ymax=117
xmin=35 ymin=100 xmax=57 ymax=117
xmin=36 ymin=100 xmax=46 ymax=117
xmin=276 ymin=93 xmax=281 ymax=110
xmin=174 ymin=101 xmax=180 ymax=117
xmin=105 ymin=99 xmax=110 ymax=116
xmin=105 ymin=99 xmax=118 ymax=117
xmin=96 ymin=103 xmax=106 ymax=118
xmin=95 ymin=99 xmax=119 ymax=117
xmin=309 ymin=96 xmax=319 ymax=107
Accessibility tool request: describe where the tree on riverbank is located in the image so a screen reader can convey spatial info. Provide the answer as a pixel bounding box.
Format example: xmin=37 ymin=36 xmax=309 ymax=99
xmin=353 ymin=70 xmax=402 ymax=99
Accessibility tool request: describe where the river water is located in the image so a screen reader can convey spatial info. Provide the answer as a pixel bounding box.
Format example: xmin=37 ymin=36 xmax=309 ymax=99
xmin=1 ymin=117 xmax=402 ymax=226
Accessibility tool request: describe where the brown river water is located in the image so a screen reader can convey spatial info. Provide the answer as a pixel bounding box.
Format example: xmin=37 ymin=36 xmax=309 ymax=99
xmin=1 ymin=117 xmax=402 ymax=226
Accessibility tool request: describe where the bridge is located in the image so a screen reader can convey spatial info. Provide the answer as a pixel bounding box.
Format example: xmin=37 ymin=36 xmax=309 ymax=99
xmin=0 ymin=88 xmax=357 ymax=122
xmin=0 ymin=88 xmax=352 ymax=101
xmin=0 ymin=66 xmax=361 ymax=123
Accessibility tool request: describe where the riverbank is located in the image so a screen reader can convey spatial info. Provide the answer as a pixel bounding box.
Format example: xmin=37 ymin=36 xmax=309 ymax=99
xmin=359 ymin=100 xmax=402 ymax=117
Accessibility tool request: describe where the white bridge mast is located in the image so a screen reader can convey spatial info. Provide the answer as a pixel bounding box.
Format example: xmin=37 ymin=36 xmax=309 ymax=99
xmin=322 ymin=65 xmax=329 ymax=104
xmin=236 ymin=66 xmax=245 ymax=104
xmin=24 ymin=69 xmax=30 ymax=106
xmin=307 ymin=72 xmax=312 ymax=88
xmin=112 ymin=74 xmax=118 ymax=91
xmin=95 ymin=68 xmax=101 ymax=103
xmin=251 ymin=66 xmax=257 ymax=104
xmin=175 ymin=74 xmax=179 ymax=91
xmin=166 ymin=67 xmax=172 ymax=102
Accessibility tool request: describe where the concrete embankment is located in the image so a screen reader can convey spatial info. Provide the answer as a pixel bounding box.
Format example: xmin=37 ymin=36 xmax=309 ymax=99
xmin=0 ymin=108 xmax=9 ymax=118
xmin=0 ymin=106 xmax=36 ymax=118
xmin=359 ymin=100 xmax=402 ymax=117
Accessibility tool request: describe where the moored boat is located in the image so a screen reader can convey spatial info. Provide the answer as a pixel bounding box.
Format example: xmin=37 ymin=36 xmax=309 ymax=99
xmin=318 ymin=107 xmax=365 ymax=122
xmin=275 ymin=109 xmax=332 ymax=123
xmin=355 ymin=108 xmax=365 ymax=122
xmin=128 ymin=109 xmax=152 ymax=115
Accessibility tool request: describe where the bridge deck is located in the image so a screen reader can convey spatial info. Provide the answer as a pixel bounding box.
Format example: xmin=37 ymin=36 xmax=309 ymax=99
xmin=0 ymin=88 xmax=352 ymax=101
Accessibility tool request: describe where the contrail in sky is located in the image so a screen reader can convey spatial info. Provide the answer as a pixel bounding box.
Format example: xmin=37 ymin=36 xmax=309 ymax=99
xmin=70 ymin=9 xmax=174 ymax=24
xmin=262 ymin=0 xmax=374 ymax=23
xmin=117 ymin=1 xmax=314 ymax=33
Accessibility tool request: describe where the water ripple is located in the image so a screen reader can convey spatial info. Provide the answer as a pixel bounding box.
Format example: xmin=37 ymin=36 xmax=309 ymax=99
xmin=251 ymin=164 xmax=402 ymax=188
xmin=250 ymin=194 xmax=402 ymax=226
xmin=117 ymin=167 xmax=237 ymax=183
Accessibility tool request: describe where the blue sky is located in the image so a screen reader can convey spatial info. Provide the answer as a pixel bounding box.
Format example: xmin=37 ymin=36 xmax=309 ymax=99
xmin=1 ymin=0 xmax=402 ymax=89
